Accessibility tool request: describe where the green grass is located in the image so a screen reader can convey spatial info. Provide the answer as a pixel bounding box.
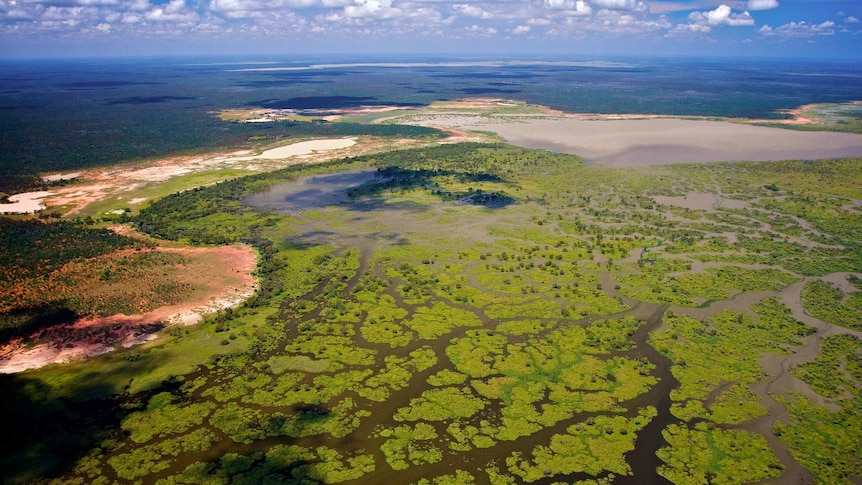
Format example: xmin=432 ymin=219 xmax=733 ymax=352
xmin=657 ymin=422 xmax=783 ymax=485
xmin=801 ymin=278 xmax=862 ymax=331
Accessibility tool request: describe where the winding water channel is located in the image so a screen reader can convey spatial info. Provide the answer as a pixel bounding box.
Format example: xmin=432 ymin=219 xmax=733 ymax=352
xmin=238 ymin=167 xmax=851 ymax=484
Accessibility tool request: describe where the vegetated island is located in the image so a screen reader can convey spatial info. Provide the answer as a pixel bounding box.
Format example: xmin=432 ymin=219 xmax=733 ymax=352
xmin=0 ymin=100 xmax=860 ymax=485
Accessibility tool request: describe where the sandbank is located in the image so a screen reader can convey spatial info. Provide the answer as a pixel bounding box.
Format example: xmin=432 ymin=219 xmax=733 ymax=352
xmin=466 ymin=118 xmax=862 ymax=166
xmin=225 ymin=137 xmax=357 ymax=161
xmin=0 ymin=191 xmax=53 ymax=214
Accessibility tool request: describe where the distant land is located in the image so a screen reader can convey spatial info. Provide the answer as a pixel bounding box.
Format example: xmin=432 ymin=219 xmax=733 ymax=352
xmin=2 ymin=56 xmax=862 ymax=181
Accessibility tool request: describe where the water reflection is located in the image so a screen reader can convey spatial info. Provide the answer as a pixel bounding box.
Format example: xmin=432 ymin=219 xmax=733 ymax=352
xmin=245 ymin=169 xmax=380 ymax=212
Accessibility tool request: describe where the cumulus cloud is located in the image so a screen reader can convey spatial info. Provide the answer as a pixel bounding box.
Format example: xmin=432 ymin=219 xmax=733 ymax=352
xmin=211 ymin=0 xmax=279 ymax=12
xmin=210 ymin=0 xmax=293 ymax=18
xmin=0 ymin=0 xmax=853 ymax=50
xmin=592 ymin=0 xmax=646 ymax=11
xmin=18 ymin=0 xmax=120 ymax=5
xmin=544 ymin=0 xmax=592 ymax=17
xmin=746 ymin=0 xmax=777 ymax=11
xmin=343 ymin=0 xmax=395 ymax=18
xmin=759 ymin=20 xmax=835 ymax=37
xmin=129 ymin=0 xmax=149 ymax=11
xmin=453 ymin=3 xmax=490 ymax=19
xmin=464 ymin=23 xmax=496 ymax=35
xmin=665 ymin=21 xmax=711 ymax=37
xmin=144 ymin=0 xmax=197 ymax=22
xmin=689 ymin=4 xmax=754 ymax=27
xmin=586 ymin=7 xmax=670 ymax=33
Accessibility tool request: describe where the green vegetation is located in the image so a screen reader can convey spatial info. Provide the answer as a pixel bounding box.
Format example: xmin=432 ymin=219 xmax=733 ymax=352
xmin=776 ymin=335 xmax=862 ymax=484
xmin=2 ymin=142 xmax=861 ymax=484
xmin=380 ymin=422 xmax=442 ymax=470
xmin=651 ymin=299 xmax=812 ymax=423
xmin=657 ymin=422 xmax=783 ymax=484
xmin=617 ymin=263 xmax=797 ymax=306
xmin=506 ymin=407 xmax=657 ymax=481
xmin=801 ymin=277 xmax=862 ymax=331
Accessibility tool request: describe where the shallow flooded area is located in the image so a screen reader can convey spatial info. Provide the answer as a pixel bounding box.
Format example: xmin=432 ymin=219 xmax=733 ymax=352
xmin=245 ymin=169 xmax=381 ymax=212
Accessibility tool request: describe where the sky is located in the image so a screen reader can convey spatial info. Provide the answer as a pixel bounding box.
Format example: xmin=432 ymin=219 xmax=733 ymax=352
xmin=1 ymin=0 xmax=860 ymax=58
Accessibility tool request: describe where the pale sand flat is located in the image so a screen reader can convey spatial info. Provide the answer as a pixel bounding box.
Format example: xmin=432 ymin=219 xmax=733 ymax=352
xmin=470 ymin=118 xmax=862 ymax=166
xmin=0 ymin=191 xmax=53 ymax=214
xmin=225 ymin=137 xmax=357 ymax=162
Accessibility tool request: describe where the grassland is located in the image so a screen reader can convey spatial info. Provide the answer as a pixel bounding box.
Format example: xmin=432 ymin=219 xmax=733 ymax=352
xmin=1 ymin=141 xmax=860 ymax=484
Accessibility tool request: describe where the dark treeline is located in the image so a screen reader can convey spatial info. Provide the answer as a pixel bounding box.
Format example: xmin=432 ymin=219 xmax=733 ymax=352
xmin=0 ymin=218 xmax=149 ymax=280
xmin=367 ymin=142 xmax=582 ymax=175
xmin=348 ymin=165 xmax=515 ymax=207
xmin=0 ymin=218 xmax=152 ymax=336
xmin=134 ymin=143 xmax=577 ymax=241
xmin=0 ymin=120 xmax=444 ymax=192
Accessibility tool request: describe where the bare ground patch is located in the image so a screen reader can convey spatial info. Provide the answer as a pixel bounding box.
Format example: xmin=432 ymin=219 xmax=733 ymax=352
xmin=0 ymin=244 xmax=257 ymax=373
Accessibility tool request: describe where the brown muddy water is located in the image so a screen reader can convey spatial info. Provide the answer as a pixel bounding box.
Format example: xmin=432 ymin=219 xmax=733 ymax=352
xmin=238 ymin=169 xmax=683 ymax=484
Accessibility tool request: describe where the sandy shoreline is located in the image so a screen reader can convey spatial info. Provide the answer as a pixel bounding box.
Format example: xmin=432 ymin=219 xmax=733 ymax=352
xmin=223 ymin=137 xmax=356 ymax=161
xmin=0 ymin=191 xmax=53 ymax=214
xmin=0 ymin=137 xmax=365 ymax=215
xmin=469 ymin=118 xmax=862 ymax=166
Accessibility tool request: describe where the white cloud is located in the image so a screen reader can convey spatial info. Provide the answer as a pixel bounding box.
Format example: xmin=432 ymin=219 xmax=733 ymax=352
xmin=343 ymin=0 xmax=394 ymax=18
xmin=464 ymin=23 xmax=496 ymax=35
xmin=453 ymin=3 xmax=490 ymax=19
xmin=588 ymin=7 xmax=670 ymax=33
xmin=592 ymin=0 xmax=646 ymax=11
xmin=746 ymin=0 xmax=777 ymax=11
xmin=16 ymin=0 xmax=120 ymax=5
xmin=121 ymin=12 xmax=142 ymax=23
xmin=210 ymin=0 xmax=286 ymax=18
xmin=571 ymin=0 xmax=592 ymax=15
xmin=165 ymin=0 xmax=185 ymax=14
xmin=0 ymin=0 xmax=852 ymax=50
xmin=544 ymin=0 xmax=592 ymax=15
xmin=759 ymin=20 xmax=835 ymax=37
xmin=129 ymin=0 xmax=149 ymax=11
xmin=211 ymin=0 xmax=277 ymax=12
xmin=689 ymin=4 xmax=754 ymax=27
xmin=544 ymin=0 xmax=572 ymax=9
xmin=144 ymin=0 xmax=197 ymax=22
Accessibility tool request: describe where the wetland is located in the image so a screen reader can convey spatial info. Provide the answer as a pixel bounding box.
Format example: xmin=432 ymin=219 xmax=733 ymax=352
xmin=3 ymin=140 xmax=860 ymax=484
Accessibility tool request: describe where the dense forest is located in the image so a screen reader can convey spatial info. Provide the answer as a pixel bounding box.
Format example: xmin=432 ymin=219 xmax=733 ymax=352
xmin=0 ymin=120 xmax=443 ymax=193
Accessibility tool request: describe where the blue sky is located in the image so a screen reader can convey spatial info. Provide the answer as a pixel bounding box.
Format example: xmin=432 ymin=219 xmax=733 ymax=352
xmin=1 ymin=0 xmax=860 ymax=58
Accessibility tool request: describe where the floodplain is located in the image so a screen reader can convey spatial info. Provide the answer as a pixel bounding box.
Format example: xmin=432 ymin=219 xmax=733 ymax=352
xmin=2 ymin=134 xmax=860 ymax=484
